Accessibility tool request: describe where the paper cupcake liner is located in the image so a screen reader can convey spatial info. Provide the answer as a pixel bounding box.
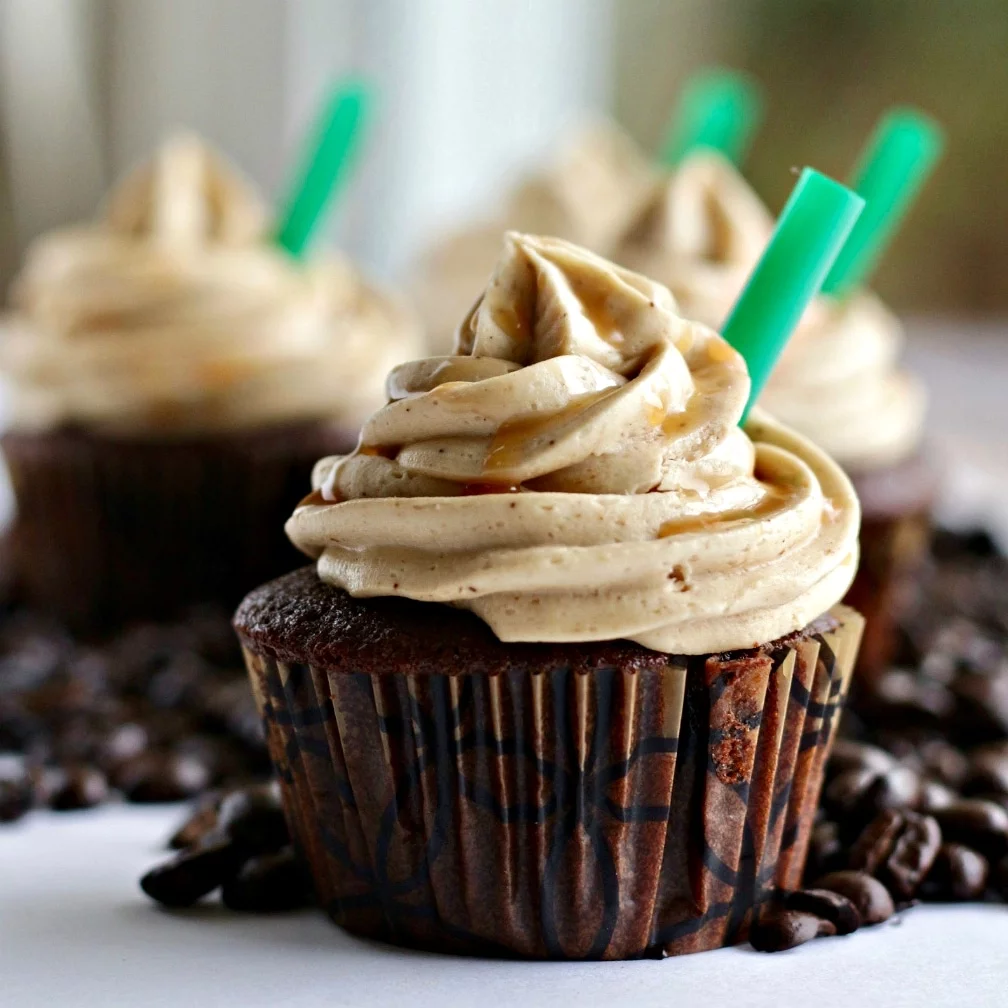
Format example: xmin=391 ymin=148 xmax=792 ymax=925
xmin=1 ymin=423 xmax=354 ymax=631
xmin=241 ymin=604 xmax=863 ymax=960
xmin=845 ymin=510 xmax=931 ymax=684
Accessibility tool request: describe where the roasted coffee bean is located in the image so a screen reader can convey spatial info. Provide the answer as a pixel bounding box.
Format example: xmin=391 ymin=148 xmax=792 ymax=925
xmin=749 ymin=909 xmax=835 ymax=952
xmin=140 ymin=838 xmax=245 ymax=908
xmin=993 ymin=855 xmax=1008 ymax=899
xmin=782 ymin=888 xmax=861 ymax=935
xmin=933 ymin=799 xmax=1008 ymax=859
xmin=49 ymin=766 xmax=109 ymax=811
xmin=963 ymin=744 xmax=1008 ymax=797
xmin=217 ymin=782 xmax=288 ymax=855
xmin=823 ymin=767 xmax=880 ymax=818
xmin=221 ymin=848 xmax=312 ymax=912
xmin=116 ymin=751 xmax=211 ymax=804
xmin=807 ymin=820 xmax=844 ymax=878
xmin=99 ymin=723 xmax=149 ymax=770
xmin=0 ymin=752 xmax=32 ymax=822
xmin=918 ymin=780 xmax=958 ymax=814
xmin=827 ymin=741 xmax=896 ymax=778
xmin=918 ymin=739 xmax=970 ymax=789
xmin=169 ymin=791 xmax=223 ymax=850
xmin=879 ymin=811 xmax=942 ymax=899
xmin=849 ymin=809 xmax=904 ymax=876
xmin=813 ymin=871 xmax=895 ymax=925
xmin=920 ymin=843 xmax=989 ymax=901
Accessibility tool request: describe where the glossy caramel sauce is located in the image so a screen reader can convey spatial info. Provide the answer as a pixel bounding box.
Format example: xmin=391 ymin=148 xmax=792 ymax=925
xmin=483 ymin=386 xmax=621 ymax=473
xmin=657 ymin=487 xmax=789 ymax=538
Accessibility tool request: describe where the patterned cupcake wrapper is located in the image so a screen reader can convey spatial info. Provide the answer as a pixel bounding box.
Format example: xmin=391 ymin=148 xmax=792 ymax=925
xmin=1 ymin=424 xmax=353 ymax=629
xmin=242 ymin=604 xmax=863 ymax=960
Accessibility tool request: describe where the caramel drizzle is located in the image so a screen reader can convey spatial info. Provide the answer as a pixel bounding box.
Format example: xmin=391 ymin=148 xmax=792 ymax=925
xmin=657 ymin=487 xmax=790 ymax=538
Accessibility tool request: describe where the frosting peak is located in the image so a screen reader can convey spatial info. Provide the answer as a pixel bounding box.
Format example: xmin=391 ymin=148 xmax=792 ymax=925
xmin=2 ymin=135 xmax=419 ymax=435
xmin=289 ymin=234 xmax=860 ymax=655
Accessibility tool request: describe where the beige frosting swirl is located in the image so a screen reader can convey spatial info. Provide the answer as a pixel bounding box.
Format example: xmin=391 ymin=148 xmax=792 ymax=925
xmin=288 ymin=232 xmax=859 ymax=655
xmin=1 ymin=135 xmax=420 ymax=435
xmin=618 ymin=150 xmax=774 ymax=330
xmin=761 ymin=293 xmax=926 ymax=471
xmin=618 ymin=151 xmax=925 ymax=471
xmin=412 ymin=123 xmax=657 ymax=355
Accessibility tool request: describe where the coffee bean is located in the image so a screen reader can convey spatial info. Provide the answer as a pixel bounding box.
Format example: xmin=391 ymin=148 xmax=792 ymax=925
xmin=221 ymin=848 xmax=312 ymax=912
xmin=807 ymin=820 xmax=844 ymax=878
xmin=782 ymin=888 xmax=861 ymax=935
xmin=750 ymin=909 xmax=835 ymax=952
xmin=116 ymin=751 xmax=211 ymax=804
xmin=918 ymin=739 xmax=970 ymax=789
xmin=99 ymin=723 xmax=149 ymax=770
xmin=828 ymin=741 xmax=896 ymax=778
xmin=49 ymin=766 xmax=109 ymax=811
xmin=217 ymin=782 xmax=288 ymax=855
xmin=823 ymin=767 xmax=880 ymax=818
xmin=140 ymin=838 xmax=245 ymax=908
xmin=993 ymin=856 xmax=1008 ymax=900
xmin=814 ymin=871 xmax=895 ymax=925
xmin=964 ymin=745 xmax=1008 ymax=797
xmin=921 ymin=844 xmax=989 ymax=901
xmin=169 ymin=791 xmax=223 ymax=850
xmin=849 ymin=809 xmax=904 ymax=875
xmin=918 ymin=780 xmax=958 ymax=813
xmin=933 ymin=799 xmax=1008 ymax=859
xmin=879 ymin=812 xmax=942 ymax=899
xmin=0 ymin=752 xmax=32 ymax=822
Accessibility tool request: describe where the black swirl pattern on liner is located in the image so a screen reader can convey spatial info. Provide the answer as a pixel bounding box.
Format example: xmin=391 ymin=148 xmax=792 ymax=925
xmin=242 ymin=619 xmax=854 ymax=960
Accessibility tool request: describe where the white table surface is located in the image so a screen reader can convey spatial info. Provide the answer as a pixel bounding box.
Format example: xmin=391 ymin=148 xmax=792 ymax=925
xmin=1 ymin=804 xmax=1007 ymax=1008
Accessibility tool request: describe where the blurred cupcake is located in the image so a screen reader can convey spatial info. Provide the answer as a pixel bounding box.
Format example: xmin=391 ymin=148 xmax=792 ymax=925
xmin=618 ymin=152 xmax=934 ymax=681
xmin=0 ymin=135 xmax=420 ymax=630
xmin=412 ymin=122 xmax=657 ymax=353
xmin=235 ymin=233 xmax=863 ymax=959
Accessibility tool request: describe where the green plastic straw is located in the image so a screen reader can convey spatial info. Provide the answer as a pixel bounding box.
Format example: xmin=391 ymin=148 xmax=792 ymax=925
xmin=660 ymin=68 xmax=763 ymax=168
xmin=821 ymin=108 xmax=944 ymax=298
xmin=722 ymin=168 xmax=865 ymax=421
xmin=275 ymin=80 xmax=370 ymax=258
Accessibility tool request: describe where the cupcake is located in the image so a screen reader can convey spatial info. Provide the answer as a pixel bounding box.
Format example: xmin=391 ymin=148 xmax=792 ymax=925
xmin=412 ymin=122 xmax=657 ymax=354
xmin=0 ymin=135 xmax=420 ymax=630
xmin=235 ymin=233 xmax=863 ymax=959
xmin=617 ymin=153 xmax=933 ymax=681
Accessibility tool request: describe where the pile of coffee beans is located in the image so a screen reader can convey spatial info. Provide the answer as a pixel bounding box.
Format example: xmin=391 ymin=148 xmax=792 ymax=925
xmin=752 ymin=528 xmax=1008 ymax=952
xmin=0 ymin=604 xmax=270 ymax=823
xmin=141 ymin=782 xmax=313 ymax=912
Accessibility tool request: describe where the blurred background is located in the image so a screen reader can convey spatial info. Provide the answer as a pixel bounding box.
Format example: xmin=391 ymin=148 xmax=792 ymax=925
xmin=0 ymin=0 xmax=1005 ymax=311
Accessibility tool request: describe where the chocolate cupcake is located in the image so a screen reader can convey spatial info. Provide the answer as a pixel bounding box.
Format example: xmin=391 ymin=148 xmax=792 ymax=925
xmin=0 ymin=135 xmax=420 ymax=630
xmin=616 ymin=153 xmax=934 ymax=682
xmin=235 ymin=233 xmax=863 ymax=959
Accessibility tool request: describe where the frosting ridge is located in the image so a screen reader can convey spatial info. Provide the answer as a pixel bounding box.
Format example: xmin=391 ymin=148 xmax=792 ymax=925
xmin=289 ymin=232 xmax=860 ymax=654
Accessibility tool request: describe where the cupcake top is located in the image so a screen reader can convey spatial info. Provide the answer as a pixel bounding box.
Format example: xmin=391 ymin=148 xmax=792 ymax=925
xmin=618 ymin=150 xmax=774 ymax=329
xmin=288 ymin=232 xmax=859 ymax=655
xmin=412 ymin=123 xmax=657 ymax=354
xmin=618 ymin=151 xmax=925 ymax=472
xmin=1 ymin=135 xmax=420 ymax=435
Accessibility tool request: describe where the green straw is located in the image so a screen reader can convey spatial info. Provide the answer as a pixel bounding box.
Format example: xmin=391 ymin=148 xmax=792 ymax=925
xmin=660 ymin=68 xmax=763 ymax=168
xmin=821 ymin=107 xmax=944 ymax=298
xmin=274 ymin=80 xmax=370 ymax=258
xmin=722 ymin=168 xmax=865 ymax=421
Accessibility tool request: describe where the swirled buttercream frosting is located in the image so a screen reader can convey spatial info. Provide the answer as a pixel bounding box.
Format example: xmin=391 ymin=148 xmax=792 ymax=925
xmin=413 ymin=122 xmax=657 ymax=354
xmin=288 ymin=232 xmax=860 ymax=655
xmin=1 ymin=134 xmax=420 ymax=435
xmin=618 ymin=151 xmax=925 ymax=471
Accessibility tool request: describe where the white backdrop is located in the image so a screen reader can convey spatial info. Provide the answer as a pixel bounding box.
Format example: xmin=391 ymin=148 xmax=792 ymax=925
xmin=0 ymin=0 xmax=614 ymax=282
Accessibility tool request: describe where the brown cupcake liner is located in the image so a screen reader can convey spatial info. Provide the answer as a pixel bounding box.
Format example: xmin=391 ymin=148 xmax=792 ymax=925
xmin=2 ymin=423 xmax=355 ymax=631
xmin=845 ymin=510 xmax=931 ymax=684
xmin=241 ymin=604 xmax=863 ymax=960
